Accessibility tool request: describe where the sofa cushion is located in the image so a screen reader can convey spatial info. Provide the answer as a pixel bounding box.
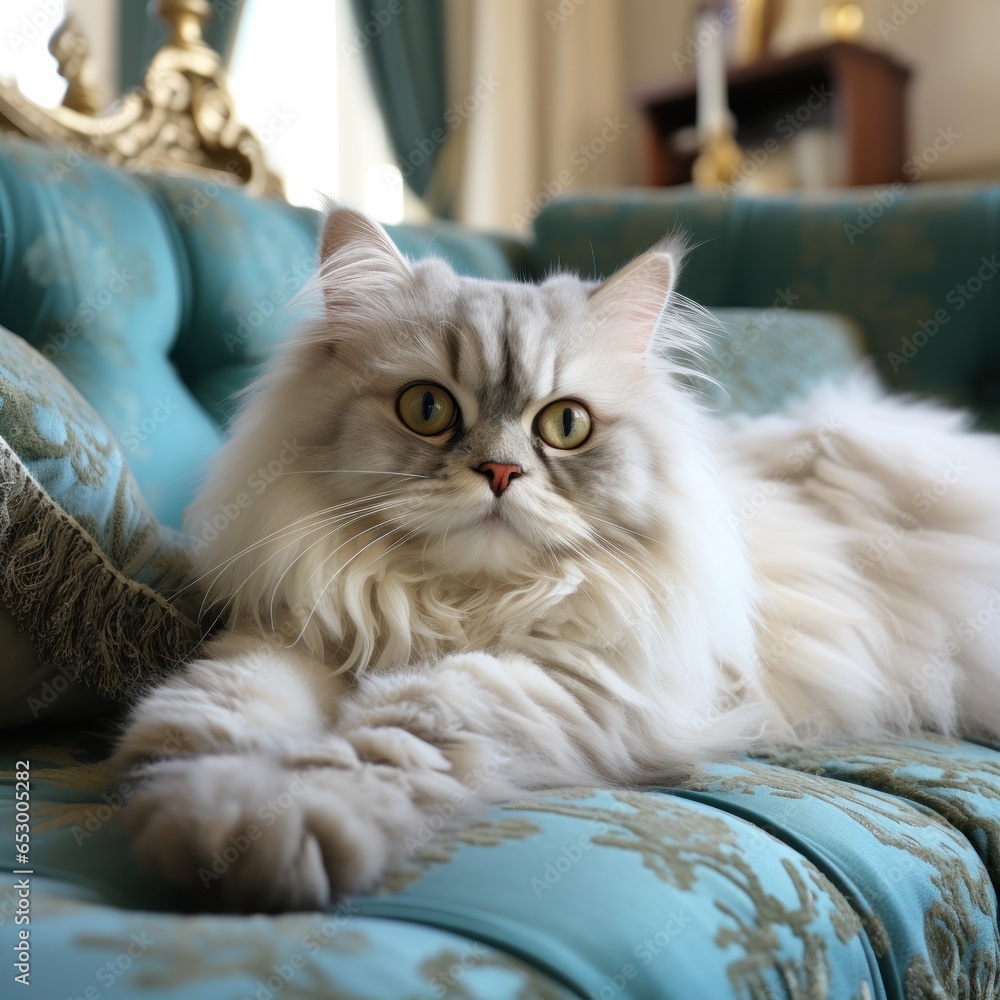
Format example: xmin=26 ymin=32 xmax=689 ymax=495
xmin=0 ymin=326 xmax=201 ymax=727
xmin=4 ymin=728 xmax=997 ymax=998
xmin=684 ymin=307 xmax=865 ymax=416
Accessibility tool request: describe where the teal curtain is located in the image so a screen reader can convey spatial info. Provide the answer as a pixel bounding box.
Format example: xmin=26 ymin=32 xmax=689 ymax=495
xmin=119 ymin=0 xmax=246 ymax=92
xmin=348 ymin=0 xmax=448 ymax=210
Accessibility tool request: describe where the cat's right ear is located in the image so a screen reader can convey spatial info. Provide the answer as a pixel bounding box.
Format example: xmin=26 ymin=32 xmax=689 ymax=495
xmin=588 ymin=240 xmax=681 ymax=355
xmin=318 ymin=207 xmax=412 ymax=314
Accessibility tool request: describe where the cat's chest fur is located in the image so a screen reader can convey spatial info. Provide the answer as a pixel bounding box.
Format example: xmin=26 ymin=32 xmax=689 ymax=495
xmin=308 ymin=546 xmax=648 ymax=679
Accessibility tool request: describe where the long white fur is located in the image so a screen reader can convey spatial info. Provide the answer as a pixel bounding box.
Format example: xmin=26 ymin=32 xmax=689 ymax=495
xmin=115 ymin=208 xmax=1000 ymax=912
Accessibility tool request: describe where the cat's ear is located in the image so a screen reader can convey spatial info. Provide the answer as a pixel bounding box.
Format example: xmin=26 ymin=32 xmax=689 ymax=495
xmin=589 ymin=243 xmax=678 ymax=354
xmin=319 ymin=207 xmax=411 ymax=314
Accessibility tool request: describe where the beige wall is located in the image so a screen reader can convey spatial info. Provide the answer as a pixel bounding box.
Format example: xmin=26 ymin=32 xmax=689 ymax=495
xmin=617 ymin=0 xmax=1000 ymax=183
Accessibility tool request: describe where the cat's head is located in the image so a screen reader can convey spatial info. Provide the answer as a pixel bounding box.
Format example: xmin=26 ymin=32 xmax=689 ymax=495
xmin=190 ymin=208 xmax=745 ymax=670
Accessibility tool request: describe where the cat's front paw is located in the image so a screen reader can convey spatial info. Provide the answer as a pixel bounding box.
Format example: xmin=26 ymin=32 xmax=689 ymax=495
xmin=120 ymin=752 xmax=429 ymax=912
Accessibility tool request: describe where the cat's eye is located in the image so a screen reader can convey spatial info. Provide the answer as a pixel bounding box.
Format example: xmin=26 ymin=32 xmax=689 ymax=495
xmin=397 ymin=383 xmax=458 ymax=436
xmin=536 ymin=400 xmax=592 ymax=449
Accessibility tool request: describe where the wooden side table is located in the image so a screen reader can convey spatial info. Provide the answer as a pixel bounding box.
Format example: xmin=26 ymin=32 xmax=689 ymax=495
xmin=634 ymin=41 xmax=911 ymax=188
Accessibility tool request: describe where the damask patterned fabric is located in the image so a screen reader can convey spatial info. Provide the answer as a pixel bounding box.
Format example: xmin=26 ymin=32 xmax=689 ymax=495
xmin=0 ymin=326 xmax=200 ymax=726
xmin=1 ymin=729 xmax=997 ymax=998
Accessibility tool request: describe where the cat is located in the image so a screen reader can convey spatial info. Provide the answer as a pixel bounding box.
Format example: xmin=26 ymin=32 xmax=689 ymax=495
xmin=114 ymin=207 xmax=1000 ymax=912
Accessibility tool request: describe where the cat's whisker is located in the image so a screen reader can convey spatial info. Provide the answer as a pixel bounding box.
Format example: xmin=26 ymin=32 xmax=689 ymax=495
xmin=194 ymin=497 xmax=415 ymax=626
xmin=271 ymin=470 xmax=431 ymax=479
xmin=256 ymin=486 xmax=413 ymax=535
xmin=177 ymin=489 xmax=412 ymax=597
xmin=266 ymin=498 xmax=417 ymax=627
xmin=203 ymin=497 xmax=414 ymax=630
xmin=196 ymin=520 xmax=343 ymax=629
xmin=181 ymin=490 xmax=414 ymax=600
xmin=289 ymin=515 xmax=428 ymax=653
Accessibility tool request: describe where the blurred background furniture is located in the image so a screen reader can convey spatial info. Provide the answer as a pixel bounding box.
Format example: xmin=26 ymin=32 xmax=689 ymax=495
xmin=636 ymin=40 xmax=911 ymax=188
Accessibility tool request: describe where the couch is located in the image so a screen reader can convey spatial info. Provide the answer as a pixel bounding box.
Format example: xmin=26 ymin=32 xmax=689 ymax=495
xmin=1 ymin=133 xmax=999 ymax=999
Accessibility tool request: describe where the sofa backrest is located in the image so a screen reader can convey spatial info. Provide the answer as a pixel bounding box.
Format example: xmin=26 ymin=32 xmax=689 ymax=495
xmin=532 ymin=187 xmax=1000 ymax=421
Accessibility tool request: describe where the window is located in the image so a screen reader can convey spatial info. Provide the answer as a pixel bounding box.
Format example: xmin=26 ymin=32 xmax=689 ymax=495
xmin=228 ymin=0 xmax=414 ymax=222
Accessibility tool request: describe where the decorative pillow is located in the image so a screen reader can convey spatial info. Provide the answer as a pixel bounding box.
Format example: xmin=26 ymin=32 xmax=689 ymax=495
xmin=0 ymin=326 xmax=203 ymax=728
xmin=689 ymin=307 xmax=866 ymax=416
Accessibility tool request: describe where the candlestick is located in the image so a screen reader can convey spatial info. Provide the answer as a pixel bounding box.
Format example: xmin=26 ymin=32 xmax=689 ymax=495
xmin=696 ymin=8 xmax=729 ymax=139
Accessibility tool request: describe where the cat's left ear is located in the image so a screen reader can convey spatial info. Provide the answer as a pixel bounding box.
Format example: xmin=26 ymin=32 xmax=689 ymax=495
xmin=589 ymin=244 xmax=678 ymax=354
xmin=318 ymin=207 xmax=411 ymax=314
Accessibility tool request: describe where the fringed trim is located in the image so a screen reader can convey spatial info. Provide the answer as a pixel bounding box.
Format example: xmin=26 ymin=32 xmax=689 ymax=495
xmin=0 ymin=438 xmax=202 ymax=700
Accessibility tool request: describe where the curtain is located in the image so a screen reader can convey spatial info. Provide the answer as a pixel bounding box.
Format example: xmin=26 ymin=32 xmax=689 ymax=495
xmin=347 ymin=0 xmax=450 ymax=212
xmin=453 ymin=0 xmax=629 ymax=232
xmin=348 ymin=0 xmax=630 ymax=227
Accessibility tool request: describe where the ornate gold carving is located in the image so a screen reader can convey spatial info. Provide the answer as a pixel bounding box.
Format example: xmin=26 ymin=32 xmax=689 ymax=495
xmin=0 ymin=0 xmax=282 ymax=198
xmin=48 ymin=15 xmax=103 ymax=116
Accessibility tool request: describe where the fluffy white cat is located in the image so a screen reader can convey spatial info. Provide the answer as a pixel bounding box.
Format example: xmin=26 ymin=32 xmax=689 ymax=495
xmin=115 ymin=208 xmax=1000 ymax=911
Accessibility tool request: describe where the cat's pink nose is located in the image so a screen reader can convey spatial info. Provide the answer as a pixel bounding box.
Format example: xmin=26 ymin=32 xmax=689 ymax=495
xmin=476 ymin=462 xmax=524 ymax=497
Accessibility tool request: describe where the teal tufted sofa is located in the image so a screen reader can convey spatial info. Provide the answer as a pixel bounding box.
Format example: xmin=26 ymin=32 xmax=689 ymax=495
xmin=1 ymin=134 xmax=1000 ymax=999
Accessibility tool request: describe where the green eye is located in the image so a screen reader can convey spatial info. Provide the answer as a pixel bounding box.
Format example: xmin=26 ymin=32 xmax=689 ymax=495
xmin=536 ymin=399 xmax=592 ymax=449
xmin=397 ymin=383 xmax=458 ymax=435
